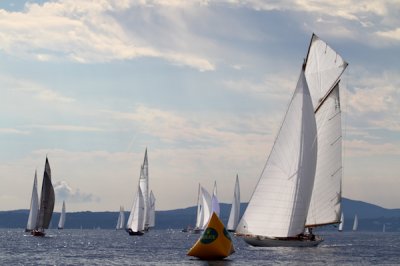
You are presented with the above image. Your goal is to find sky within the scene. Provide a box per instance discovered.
[0,0,399,212]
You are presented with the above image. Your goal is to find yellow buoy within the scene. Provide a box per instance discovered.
[187,212,235,260]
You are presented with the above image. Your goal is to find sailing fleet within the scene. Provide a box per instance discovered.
[22,33,356,257]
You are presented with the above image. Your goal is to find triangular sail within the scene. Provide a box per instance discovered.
[116,207,122,229]
[305,34,348,227]
[211,181,220,217]
[128,186,145,232]
[352,215,358,231]
[236,69,318,238]
[149,191,155,228]
[58,201,66,229]
[338,212,344,231]
[195,184,203,229]
[26,171,39,231]
[227,175,240,231]
[200,187,212,229]
[36,157,55,230]
[139,149,150,229]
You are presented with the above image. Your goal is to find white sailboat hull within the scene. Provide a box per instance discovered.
[242,235,323,247]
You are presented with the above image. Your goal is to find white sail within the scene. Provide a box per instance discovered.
[211,181,220,217]
[149,191,155,228]
[195,184,203,229]
[236,69,318,238]
[26,171,39,231]
[139,149,150,229]
[116,206,122,230]
[352,214,358,231]
[338,212,344,232]
[200,187,212,229]
[58,201,66,229]
[227,174,240,231]
[128,186,145,233]
[305,34,348,227]
[116,206,125,230]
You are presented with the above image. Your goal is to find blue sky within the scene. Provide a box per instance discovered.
[0,0,399,212]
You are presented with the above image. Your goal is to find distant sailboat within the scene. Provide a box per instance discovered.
[236,34,347,247]
[127,186,145,235]
[353,215,358,231]
[140,149,150,231]
[116,206,125,230]
[227,175,240,232]
[149,191,156,228]
[26,170,39,232]
[32,157,55,237]
[58,201,66,230]
[338,212,344,232]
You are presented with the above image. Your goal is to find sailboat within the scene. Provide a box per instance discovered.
[338,212,344,232]
[353,214,358,231]
[26,170,39,232]
[236,34,347,247]
[115,206,125,230]
[149,191,156,228]
[227,174,240,232]
[382,224,386,233]
[127,186,145,235]
[140,148,150,231]
[32,157,55,237]
[58,201,66,230]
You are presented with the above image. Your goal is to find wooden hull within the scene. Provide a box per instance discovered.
[242,235,323,247]
[31,230,46,237]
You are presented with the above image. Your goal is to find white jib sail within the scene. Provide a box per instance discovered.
[236,69,318,238]
[338,212,344,231]
[200,187,212,229]
[116,206,122,229]
[353,215,358,231]
[211,181,220,217]
[58,201,66,229]
[26,171,39,231]
[195,184,203,229]
[305,34,348,227]
[128,186,145,232]
[149,191,155,228]
[227,174,240,231]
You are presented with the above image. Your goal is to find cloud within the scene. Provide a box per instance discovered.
[54,180,100,203]
[0,128,30,135]
[29,124,104,132]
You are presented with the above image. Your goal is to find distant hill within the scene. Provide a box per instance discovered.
[1,198,399,231]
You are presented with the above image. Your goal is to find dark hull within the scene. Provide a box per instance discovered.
[31,230,46,237]
[128,229,144,236]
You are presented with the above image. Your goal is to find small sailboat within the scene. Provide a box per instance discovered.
[338,212,344,232]
[115,206,125,230]
[58,201,66,230]
[32,157,55,237]
[353,214,358,231]
[140,149,150,231]
[382,224,386,233]
[127,186,145,235]
[187,212,235,260]
[149,191,156,228]
[236,34,347,247]
[227,174,240,232]
[26,170,39,232]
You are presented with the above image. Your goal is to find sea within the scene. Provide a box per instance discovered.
[1,229,399,265]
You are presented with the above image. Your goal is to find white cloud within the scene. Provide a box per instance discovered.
[29,124,104,132]
[54,180,100,203]
[0,128,30,135]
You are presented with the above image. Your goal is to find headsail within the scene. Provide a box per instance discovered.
[305,34,348,227]
[200,187,212,230]
[26,171,39,231]
[227,174,240,231]
[236,69,318,238]
[149,191,156,228]
[36,157,55,230]
[211,181,220,217]
[195,184,203,229]
[128,186,145,233]
[58,201,66,229]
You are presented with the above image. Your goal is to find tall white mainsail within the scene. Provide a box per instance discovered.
[305,34,348,227]
[26,171,39,231]
[227,174,240,231]
[149,191,155,228]
[139,149,150,229]
[58,201,66,229]
[236,69,318,238]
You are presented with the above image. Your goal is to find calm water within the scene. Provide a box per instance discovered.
[1,229,399,265]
